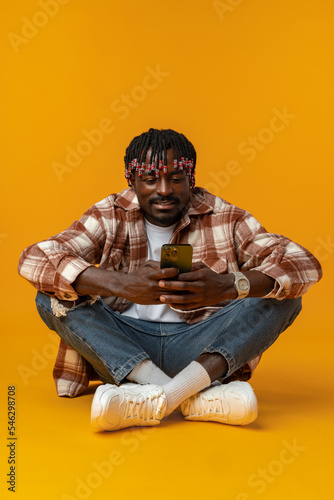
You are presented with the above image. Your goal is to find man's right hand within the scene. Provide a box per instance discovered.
[117,260,181,304]
[73,260,180,304]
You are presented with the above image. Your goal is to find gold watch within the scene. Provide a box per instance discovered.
[232,271,250,299]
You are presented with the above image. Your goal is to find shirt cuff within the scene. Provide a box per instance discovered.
[54,257,95,300]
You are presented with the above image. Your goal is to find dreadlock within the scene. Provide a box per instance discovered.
[124,128,197,188]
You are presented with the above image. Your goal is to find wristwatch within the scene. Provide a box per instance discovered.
[231,271,250,299]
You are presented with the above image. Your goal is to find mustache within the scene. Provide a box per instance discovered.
[149,196,179,205]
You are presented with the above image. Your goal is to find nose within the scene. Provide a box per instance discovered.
[156,176,173,197]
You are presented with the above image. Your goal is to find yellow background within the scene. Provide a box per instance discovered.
[1,0,333,498]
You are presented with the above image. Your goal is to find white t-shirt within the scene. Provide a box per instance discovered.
[121,219,184,322]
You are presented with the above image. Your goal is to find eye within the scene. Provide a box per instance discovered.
[142,177,156,184]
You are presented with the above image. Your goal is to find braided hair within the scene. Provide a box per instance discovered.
[124,128,196,188]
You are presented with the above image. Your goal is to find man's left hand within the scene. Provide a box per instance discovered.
[158,262,237,310]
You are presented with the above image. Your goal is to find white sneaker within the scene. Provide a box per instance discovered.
[181,381,258,425]
[91,383,167,432]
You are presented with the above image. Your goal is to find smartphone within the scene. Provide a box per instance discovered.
[160,244,193,273]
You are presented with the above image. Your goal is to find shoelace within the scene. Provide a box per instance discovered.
[188,392,229,417]
[123,392,160,422]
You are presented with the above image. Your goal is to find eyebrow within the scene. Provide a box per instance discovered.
[140,172,155,179]
[141,171,187,179]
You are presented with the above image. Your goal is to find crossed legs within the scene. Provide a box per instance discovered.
[36,292,302,431]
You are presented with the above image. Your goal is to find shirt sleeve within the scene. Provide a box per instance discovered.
[234,212,323,299]
[18,203,112,301]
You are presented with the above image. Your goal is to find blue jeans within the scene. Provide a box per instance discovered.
[36,292,302,385]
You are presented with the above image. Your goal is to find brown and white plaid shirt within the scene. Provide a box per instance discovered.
[18,187,322,397]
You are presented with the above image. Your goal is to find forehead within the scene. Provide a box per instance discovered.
[140,148,188,177]
[126,146,195,188]
[140,164,187,178]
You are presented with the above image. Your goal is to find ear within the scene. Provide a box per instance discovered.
[129,173,135,188]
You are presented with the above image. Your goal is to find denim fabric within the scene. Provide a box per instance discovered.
[36,291,302,385]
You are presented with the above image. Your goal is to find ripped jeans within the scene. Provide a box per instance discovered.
[36,292,302,385]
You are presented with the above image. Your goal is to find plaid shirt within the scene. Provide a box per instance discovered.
[18,187,322,397]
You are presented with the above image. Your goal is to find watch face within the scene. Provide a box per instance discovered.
[239,279,249,291]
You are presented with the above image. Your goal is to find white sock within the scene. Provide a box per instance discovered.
[162,361,211,416]
[127,360,171,385]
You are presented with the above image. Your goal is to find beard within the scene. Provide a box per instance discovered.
[147,212,181,226]
[147,197,188,226]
